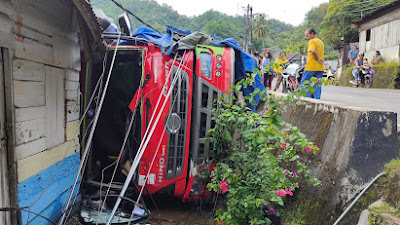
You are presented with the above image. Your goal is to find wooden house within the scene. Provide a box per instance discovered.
[352,0,400,62]
[0,0,102,224]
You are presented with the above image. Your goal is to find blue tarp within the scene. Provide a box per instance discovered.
[125,26,265,110]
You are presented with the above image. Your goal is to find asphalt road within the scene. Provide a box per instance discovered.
[270,78,400,125]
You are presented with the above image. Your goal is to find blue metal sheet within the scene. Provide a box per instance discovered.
[17,153,81,225]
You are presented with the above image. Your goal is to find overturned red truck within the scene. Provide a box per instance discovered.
[88,24,263,202]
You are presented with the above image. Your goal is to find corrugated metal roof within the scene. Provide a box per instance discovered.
[72,0,105,61]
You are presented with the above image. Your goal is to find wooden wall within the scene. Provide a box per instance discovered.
[0,0,82,224]
[358,12,400,62]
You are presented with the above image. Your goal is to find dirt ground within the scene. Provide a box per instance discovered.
[147,196,214,225]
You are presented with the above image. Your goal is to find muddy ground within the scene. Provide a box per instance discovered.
[66,196,214,225]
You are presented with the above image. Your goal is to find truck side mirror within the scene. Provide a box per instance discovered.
[118,13,132,36]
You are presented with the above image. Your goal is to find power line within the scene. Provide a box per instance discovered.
[110,0,161,33]
[0,207,56,225]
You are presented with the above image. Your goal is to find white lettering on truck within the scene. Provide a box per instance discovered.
[158,145,166,183]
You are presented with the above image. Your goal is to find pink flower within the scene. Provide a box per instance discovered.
[293,172,297,177]
[317,79,321,82]
[305,146,313,152]
[279,146,283,150]
[277,190,286,197]
[219,180,229,194]
[220,180,229,188]
[285,189,293,196]
[284,169,289,173]
[284,132,288,136]
[269,207,276,214]
[221,186,229,194]
[281,143,287,147]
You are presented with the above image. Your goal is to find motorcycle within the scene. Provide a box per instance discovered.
[281,62,304,93]
[350,65,374,88]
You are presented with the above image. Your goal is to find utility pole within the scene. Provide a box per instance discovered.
[245,4,249,52]
[341,0,344,44]
[244,4,253,53]
[250,5,253,53]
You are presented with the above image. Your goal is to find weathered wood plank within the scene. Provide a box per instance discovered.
[17,153,80,224]
[15,106,46,122]
[13,59,45,81]
[66,70,80,82]
[14,0,77,42]
[66,101,79,122]
[0,37,11,225]
[66,120,79,141]
[14,38,53,65]
[17,138,79,183]
[15,24,53,46]
[66,81,79,91]
[45,66,65,148]
[13,80,45,107]
[14,118,46,146]
[66,90,78,101]
[0,11,14,49]
[53,35,81,70]
[15,137,47,161]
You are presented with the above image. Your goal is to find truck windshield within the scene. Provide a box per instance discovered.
[91,49,142,182]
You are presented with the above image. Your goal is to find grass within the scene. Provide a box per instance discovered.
[337,62,400,89]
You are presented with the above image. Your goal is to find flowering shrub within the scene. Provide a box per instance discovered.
[207,76,322,225]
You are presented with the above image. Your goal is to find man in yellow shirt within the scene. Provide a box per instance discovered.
[302,28,324,99]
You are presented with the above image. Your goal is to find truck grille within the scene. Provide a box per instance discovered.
[166,67,188,180]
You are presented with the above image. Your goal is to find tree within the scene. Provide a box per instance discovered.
[252,14,269,49]
[320,0,395,47]
[205,20,234,40]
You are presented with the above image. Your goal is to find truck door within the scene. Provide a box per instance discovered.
[190,46,235,167]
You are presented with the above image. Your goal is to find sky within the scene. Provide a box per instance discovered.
[154,0,328,26]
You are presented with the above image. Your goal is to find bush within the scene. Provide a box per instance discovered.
[337,63,400,89]
[207,77,321,225]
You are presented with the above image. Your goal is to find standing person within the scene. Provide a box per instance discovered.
[302,28,324,99]
[348,45,359,65]
[273,51,289,91]
[302,57,307,66]
[262,52,274,90]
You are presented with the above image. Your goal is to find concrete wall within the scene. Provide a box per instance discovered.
[0,0,81,224]
[279,96,399,224]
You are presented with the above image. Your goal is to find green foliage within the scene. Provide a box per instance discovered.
[279,4,328,54]
[320,0,395,47]
[91,0,293,50]
[206,77,327,225]
[205,20,234,40]
[337,63,400,89]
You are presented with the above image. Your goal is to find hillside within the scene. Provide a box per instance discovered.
[91,0,294,50]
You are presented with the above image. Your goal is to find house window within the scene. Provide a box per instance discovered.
[366,29,371,42]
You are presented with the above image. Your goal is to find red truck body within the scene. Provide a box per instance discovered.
[99,41,235,201]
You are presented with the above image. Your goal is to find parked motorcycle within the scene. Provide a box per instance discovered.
[350,66,373,88]
[281,63,304,93]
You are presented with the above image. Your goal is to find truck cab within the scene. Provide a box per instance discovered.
[89,35,235,201]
